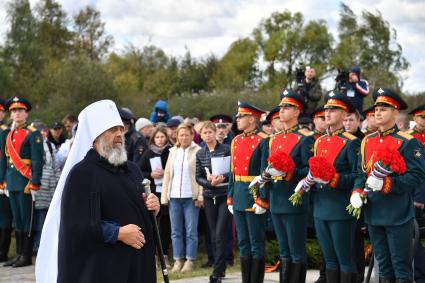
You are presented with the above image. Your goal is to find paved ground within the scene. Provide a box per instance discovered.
[0,265,321,283]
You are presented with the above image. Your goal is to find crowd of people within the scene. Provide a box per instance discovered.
[0,65,423,283]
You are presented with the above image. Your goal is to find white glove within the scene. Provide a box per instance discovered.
[30,190,37,201]
[253,204,267,214]
[366,175,383,192]
[265,167,286,177]
[249,175,266,189]
[311,176,329,184]
[350,192,365,209]
[294,178,311,193]
[4,188,9,198]
[0,189,4,196]
[228,205,234,215]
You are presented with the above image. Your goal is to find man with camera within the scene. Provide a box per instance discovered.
[345,66,369,114]
[295,66,323,116]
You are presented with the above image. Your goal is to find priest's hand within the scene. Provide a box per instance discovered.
[118,224,146,249]
[145,194,160,215]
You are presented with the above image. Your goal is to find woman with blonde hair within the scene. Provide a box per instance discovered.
[162,123,202,273]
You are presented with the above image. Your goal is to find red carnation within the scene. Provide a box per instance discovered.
[374,148,406,174]
[268,150,295,174]
[308,156,336,182]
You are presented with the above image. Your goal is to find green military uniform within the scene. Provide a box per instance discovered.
[353,89,425,281]
[0,97,12,262]
[260,91,315,282]
[0,97,43,268]
[312,93,360,281]
[228,102,268,283]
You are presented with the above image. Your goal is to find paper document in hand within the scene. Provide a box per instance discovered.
[211,156,230,175]
[149,157,163,186]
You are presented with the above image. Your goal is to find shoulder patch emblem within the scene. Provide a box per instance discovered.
[36,137,42,143]
[414,149,422,159]
[342,132,357,140]
[397,131,413,140]
[299,128,314,136]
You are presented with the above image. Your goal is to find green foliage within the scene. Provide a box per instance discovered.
[0,1,418,124]
[331,3,409,91]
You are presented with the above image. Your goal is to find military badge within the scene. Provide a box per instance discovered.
[414,149,422,159]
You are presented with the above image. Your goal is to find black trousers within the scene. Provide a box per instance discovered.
[204,195,231,277]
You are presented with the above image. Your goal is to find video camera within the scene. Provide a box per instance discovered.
[295,63,306,88]
[335,68,349,92]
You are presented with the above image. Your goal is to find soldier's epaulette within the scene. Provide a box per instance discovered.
[407,129,415,135]
[342,132,357,140]
[0,125,7,131]
[298,128,314,136]
[257,132,268,139]
[397,131,413,140]
[27,125,37,132]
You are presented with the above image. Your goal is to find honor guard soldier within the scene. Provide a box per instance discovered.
[311,92,360,282]
[409,104,425,282]
[0,98,12,262]
[227,102,268,283]
[262,90,315,282]
[312,106,326,140]
[363,106,377,135]
[265,106,282,134]
[0,97,43,267]
[351,89,425,282]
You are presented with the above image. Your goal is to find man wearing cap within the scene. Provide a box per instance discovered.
[0,98,12,263]
[47,122,66,150]
[351,89,425,282]
[227,101,268,283]
[307,92,360,282]
[119,108,147,164]
[210,114,234,145]
[264,106,282,134]
[408,104,425,283]
[135,118,154,140]
[312,106,326,140]
[36,100,160,283]
[166,118,181,145]
[0,97,43,267]
[259,90,315,282]
[346,66,369,114]
[363,106,377,135]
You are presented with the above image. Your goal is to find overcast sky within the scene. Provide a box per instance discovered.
[0,0,424,93]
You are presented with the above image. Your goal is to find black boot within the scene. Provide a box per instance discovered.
[12,232,33,267]
[3,230,21,267]
[340,272,355,283]
[240,256,252,283]
[250,257,265,283]
[0,228,12,262]
[289,263,306,283]
[209,275,222,283]
[315,256,327,283]
[279,258,291,282]
[325,269,339,283]
[379,278,395,283]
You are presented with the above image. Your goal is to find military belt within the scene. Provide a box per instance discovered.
[234,175,255,182]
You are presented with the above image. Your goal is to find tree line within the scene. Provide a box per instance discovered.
[0,0,422,122]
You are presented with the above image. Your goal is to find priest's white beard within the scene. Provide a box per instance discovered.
[97,136,127,166]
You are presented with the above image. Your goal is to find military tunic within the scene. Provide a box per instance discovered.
[0,125,43,231]
[227,130,268,258]
[261,126,314,263]
[0,124,12,229]
[354,127,425,280]
[312,128,360,273]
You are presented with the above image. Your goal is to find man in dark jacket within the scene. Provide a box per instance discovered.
[345,66,369,114]
[58,115,160,283]
[119,108,147,164]
[150,100,171,123]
